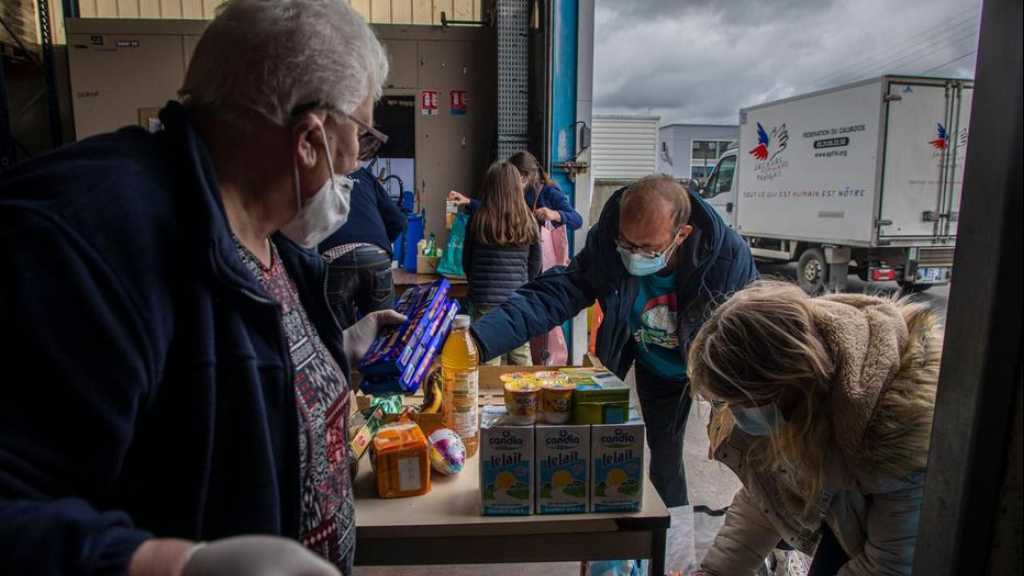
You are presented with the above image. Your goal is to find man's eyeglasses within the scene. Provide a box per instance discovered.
[614,226,682,259]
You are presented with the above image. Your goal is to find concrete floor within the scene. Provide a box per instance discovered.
[355,268,951,576]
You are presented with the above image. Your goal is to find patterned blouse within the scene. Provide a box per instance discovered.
[235,238,355,574]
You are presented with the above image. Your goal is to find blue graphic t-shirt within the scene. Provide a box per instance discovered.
[629,271,686,381]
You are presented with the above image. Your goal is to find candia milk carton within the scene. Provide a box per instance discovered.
[590,417,644,513]
[480,406,534,515]
[536,424,589,514]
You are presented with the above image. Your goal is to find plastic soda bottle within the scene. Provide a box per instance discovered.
[425,233,437,257]
[441,315,479,457]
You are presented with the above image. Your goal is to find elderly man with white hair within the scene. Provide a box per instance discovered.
[0,1,398,575]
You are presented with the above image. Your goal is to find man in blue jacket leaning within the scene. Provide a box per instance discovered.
[470,174,758,506]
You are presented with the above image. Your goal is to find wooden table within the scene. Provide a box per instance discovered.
[392,268,469,299]
[353,453,670,574]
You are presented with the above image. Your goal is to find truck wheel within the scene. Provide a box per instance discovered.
[898,282,932,294]
[797,247,828,294]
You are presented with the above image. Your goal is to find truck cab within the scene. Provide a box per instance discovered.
[699,148,739,229]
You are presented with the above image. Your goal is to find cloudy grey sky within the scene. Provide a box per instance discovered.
[593,0,983,125]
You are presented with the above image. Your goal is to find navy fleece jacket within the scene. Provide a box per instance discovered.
[0,102,346,574]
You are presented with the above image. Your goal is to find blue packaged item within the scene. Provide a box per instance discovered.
[360,279,450,372]
[359,280,457,395]
[369,299,458,396]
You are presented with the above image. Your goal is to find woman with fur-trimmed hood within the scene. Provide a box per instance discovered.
[689,281,940,576]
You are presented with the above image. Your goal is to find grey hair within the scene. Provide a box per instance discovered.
[180,0,388,126]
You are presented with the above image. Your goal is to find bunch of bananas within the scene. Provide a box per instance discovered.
[420,367,444,414]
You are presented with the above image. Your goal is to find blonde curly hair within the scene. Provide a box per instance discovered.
[688,280,941,511]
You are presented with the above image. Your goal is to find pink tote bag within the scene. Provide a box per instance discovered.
[530,220,570,365]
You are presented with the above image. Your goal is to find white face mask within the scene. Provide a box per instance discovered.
[281,123,353,249]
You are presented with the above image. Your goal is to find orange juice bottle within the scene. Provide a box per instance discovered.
[441,315,479,457]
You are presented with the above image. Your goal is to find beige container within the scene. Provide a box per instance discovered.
[417,254,440,274]
[503,380,541,425]
[540,382,575,424]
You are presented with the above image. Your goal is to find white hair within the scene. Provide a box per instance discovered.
[180,0,388,126]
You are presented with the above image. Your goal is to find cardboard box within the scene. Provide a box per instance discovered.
[536,424,589,514]
[371,422,431,498]
[479,406,534,516]
[573,371,630,425]
[416,253,440,274]
[590,416,645,513]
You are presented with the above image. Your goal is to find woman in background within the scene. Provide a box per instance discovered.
[320,165,407,328]
[461,161,540,366]
[448,150,583,231]
[689,281,940,576]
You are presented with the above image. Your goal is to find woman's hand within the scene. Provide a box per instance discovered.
[342,309,407,367]
[534,207,561,223]
[184,536,340,576]
[447,190,471,207]
[130,536,341,576]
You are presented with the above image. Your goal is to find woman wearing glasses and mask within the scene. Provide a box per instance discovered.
[689,281,940,576]
[0,1,401,575]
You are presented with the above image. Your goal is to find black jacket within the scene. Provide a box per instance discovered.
[0,102,346,574]
[470,187,759,378]
[319,166,407,256]
[462,222,541,310]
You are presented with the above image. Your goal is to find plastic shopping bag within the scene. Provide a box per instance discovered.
[436,212,468,278]
[540,219,570,267]
[530,221,570,365]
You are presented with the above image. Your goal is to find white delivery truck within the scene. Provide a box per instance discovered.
[700,76,972,293]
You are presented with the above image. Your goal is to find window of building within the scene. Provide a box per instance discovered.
[690,165,713,180]
[689,138,735,181]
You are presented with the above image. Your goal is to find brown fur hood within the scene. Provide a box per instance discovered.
[810,293,942,479]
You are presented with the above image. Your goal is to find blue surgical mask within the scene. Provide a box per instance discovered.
[616,227,684,277]
[730,403,783,436]
[617,245,669,276]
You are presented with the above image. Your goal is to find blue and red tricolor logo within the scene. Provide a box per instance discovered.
[750,122,771,160]
[749,122,788,161]
[929,123,948,150]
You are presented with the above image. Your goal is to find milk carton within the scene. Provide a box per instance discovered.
[536,424,589,514]
[480,406,534,515]
[590,417,645,513]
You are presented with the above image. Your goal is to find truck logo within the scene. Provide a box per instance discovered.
[751,122,790,181]
[929,123,948,150]
[750,122,789,161]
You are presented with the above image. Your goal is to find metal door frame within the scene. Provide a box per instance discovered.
[913,0,1022,572]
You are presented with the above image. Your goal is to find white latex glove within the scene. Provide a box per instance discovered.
[342,309,407,367]
[183,536,339,576]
